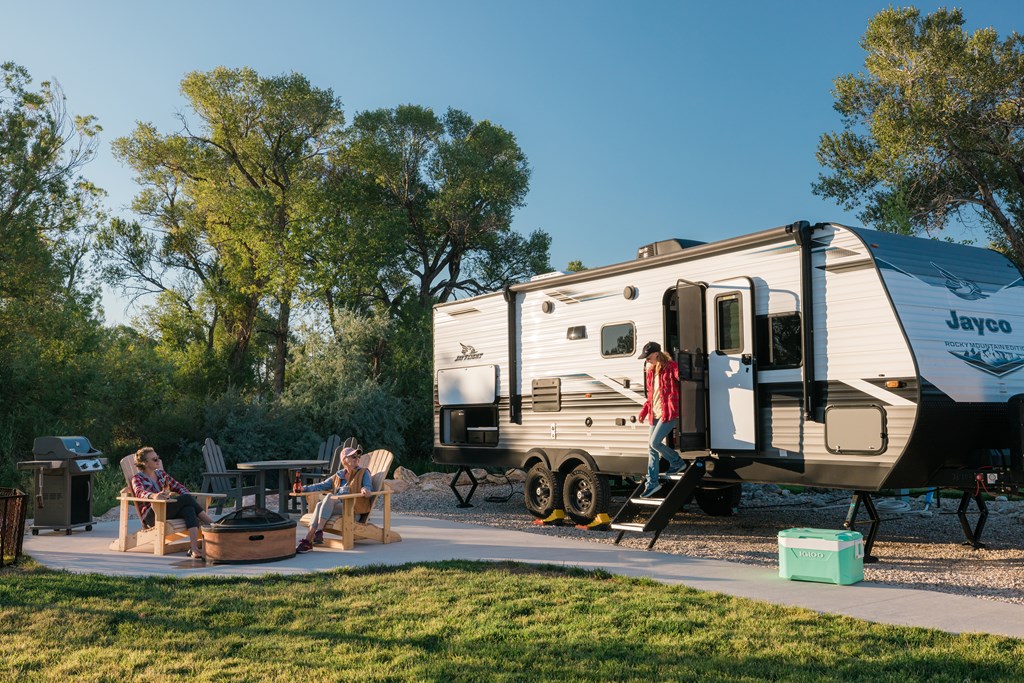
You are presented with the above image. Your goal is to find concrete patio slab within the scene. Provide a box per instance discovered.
[20,514,1024,639]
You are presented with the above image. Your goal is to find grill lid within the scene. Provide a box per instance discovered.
[32,436,102,459]
[209,506,295,530]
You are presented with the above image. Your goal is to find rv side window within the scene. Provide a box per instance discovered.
[601,322,635,357]
[715,294,742,353]
[756,312,802,369]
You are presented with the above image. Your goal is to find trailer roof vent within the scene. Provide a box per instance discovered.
[636,238,705,260]
[530,270,566,282]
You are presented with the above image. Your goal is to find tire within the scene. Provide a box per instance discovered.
[524,464,564,518]
[694,483,742,517]
[562,466,611,526]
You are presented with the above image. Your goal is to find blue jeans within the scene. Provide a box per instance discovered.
[647,418,685,485]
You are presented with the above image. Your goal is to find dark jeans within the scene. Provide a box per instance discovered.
[143,492,204,530]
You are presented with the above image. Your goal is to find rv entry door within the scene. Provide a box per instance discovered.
[706,277,757,450]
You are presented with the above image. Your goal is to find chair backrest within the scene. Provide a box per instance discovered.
[202,438,230,495]
[317,434,341,462]
[119,454,152,528]
[325,436,362,473]
[360,449,394,514]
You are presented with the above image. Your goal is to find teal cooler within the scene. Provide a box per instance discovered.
[778,528,864,585]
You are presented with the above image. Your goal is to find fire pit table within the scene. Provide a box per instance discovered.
[201,507,297,564]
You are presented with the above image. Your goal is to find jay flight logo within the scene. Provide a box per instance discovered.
[455,343,483,362]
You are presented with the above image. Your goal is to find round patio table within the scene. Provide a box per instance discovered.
[237,460,327,515]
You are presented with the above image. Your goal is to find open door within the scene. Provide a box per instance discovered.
[674,281,708,451]
[706,277,757,450]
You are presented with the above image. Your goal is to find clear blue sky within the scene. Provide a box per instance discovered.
[3,1,1019,323]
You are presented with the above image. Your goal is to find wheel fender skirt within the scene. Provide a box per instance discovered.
[533,509,566,525]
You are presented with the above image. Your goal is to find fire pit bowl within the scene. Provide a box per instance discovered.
[202,507,296,564]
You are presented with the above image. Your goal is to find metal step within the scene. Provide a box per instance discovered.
[610,523,646,532]
[630,497,664,506]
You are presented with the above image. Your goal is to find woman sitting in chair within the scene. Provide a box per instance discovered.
[131,446,215,560]
[295,446,372,553]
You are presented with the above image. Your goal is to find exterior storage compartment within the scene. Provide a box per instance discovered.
[778,528,864,585]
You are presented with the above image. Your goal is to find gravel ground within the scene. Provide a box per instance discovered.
[390,480,1024,606]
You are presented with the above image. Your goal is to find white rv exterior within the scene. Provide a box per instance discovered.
[433,221,1024,523]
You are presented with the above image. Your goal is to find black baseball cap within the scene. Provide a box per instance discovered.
[639,341,661,358]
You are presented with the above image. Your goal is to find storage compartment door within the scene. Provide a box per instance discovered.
[706,277,757,450]
[437,365,499,406]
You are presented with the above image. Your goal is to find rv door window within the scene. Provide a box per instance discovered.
[715,294,742,353]
[756,312,802,369]
[601,322,635,357]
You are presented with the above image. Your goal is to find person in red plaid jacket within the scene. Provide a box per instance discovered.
[637,341,687,498]
[131,446,215,560]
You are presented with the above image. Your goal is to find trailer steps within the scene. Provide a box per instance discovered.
[610,459,707,550]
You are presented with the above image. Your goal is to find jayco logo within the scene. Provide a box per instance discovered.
[454,343,483,362]
[797,551,825,559]
[946,310,1012,335]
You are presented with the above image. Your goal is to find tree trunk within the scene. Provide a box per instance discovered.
[226,296,260,384]
[273,295,291,395]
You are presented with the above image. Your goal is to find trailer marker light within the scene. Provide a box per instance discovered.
[885,380,905,389]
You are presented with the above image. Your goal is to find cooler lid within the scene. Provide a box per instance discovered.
[777,527,863,542]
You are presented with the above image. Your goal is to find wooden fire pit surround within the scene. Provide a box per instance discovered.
[201,507,297,564]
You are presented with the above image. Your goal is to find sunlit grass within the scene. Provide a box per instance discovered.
[1,559,1021,682]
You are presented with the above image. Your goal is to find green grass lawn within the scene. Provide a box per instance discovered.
[1,559,1021,682]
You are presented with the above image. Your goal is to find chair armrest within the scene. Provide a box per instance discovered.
[117,494,169,505]
[117,493,226,503]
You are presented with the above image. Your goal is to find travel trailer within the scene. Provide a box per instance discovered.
[432,221,1024,551]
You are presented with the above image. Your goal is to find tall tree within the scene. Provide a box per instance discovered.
[0,63,109,483]
[103,67,346,393]
[0,62,101,301]
[340,105,547,308]
[813,8,1024,263]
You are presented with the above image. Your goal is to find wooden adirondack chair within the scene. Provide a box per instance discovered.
[109,455,224,556]
[200,438,268,514]
[292,448,400,550]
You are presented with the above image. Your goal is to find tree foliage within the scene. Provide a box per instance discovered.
[813,8,1024,262]
[101,67,347,393]
[4,64,547,489]
[340,105,545,307]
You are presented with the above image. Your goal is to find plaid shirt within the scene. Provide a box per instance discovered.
[131,470,189,520]
[638,360,680,424]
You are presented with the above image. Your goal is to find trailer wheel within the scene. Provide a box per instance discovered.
[524,464,564,518]
[562,466,611,526]
[694,484,742,517]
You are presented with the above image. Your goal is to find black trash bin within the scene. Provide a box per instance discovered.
[0,488,28,567]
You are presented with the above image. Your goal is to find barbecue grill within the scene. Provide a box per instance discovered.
[18,436,106,535]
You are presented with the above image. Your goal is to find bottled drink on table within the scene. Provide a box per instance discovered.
[293,470,302,494]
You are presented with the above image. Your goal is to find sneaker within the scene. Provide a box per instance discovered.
[296,539,313,553]
[313,530,324,545]
[640,483,662,498]
[666,462,687,476]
